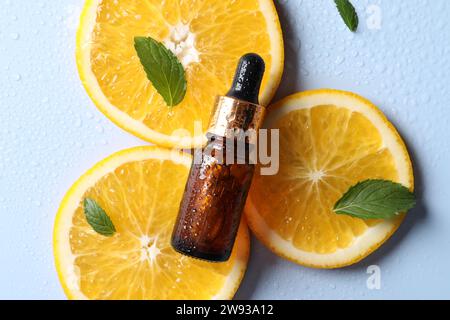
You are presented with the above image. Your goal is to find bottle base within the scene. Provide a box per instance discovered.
[171,241,231,263]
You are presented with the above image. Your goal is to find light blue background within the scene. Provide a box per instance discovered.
[0,0,448,299]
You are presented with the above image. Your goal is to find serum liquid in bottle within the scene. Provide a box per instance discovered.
[171,53,266,262]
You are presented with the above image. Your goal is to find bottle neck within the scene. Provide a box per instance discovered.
[203,134,256,165]
[207,96,265,138]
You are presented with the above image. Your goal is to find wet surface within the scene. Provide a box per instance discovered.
[0,0,449,299]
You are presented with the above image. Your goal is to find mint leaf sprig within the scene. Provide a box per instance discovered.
[83,198,116,237]
[334,0,359,32]
[134,36,187,107]
[333,179,416,220]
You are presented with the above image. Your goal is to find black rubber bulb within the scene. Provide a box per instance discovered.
[226,53,265,104]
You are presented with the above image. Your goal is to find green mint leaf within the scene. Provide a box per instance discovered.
[83,198,116,237]
[134,36,187,107]
[334,0,359,32]
[333,179,416,220]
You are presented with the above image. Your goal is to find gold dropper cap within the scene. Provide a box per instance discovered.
[207,96,265,137]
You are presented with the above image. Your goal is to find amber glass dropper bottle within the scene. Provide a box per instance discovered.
[171,53,266,262]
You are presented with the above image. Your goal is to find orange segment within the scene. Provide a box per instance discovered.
[54,147,249,299]
[246,90,414,268]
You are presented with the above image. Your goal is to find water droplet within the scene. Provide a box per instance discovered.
[74,117,82,128]
[335,56,345,65]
